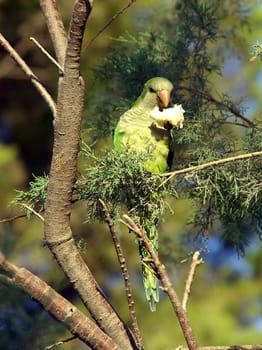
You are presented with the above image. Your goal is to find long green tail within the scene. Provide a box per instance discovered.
[139,219,159,311]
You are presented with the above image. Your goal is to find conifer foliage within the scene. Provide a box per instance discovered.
[82,0,262,251]
[13,0,262,252]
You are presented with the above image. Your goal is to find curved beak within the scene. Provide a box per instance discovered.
[157,90,171,110]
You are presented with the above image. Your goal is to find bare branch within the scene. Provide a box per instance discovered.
[45,336,76,350]
[121,215,198,350]
[0,38,32,79]
[0,213,26,223]
[0,251,120,350]
[20,204,45,222]
[182,252,203,310]
[0,33,56,117]
[84,0,137,51]
[207,95,255,128]
[43,1,136,348]
[99,200,144,350]
[179,86,256,127]
[39,0,67,67]
[30,37,63,72]
[218,120,251,128]
[160,150,262,183]
[171,345,262,350]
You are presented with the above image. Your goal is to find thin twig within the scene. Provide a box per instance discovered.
[120,215,198,350]
[99,200,144,350]
[39,0,67,67]
[0,33,56,118]
[30,37,64,73]
[160,150,262,184]
[182,252,203,310]
[170,345,262,350]
[20,204,45,222]
[179,85,256,127]
[0,213,26,223]
[84,0,136,51]
[207,96,255,127]
[218,120,250,128]
[45,336,76,350]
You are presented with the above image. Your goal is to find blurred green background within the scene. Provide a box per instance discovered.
[1,1,262,349]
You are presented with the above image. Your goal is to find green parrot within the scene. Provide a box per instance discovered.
[114,77,175,311]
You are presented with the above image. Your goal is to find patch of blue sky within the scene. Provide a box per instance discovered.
[222,57,242,77]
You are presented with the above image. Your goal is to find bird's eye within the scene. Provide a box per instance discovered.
[149,87,155,93]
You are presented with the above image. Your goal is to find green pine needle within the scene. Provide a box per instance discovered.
[76,144,166,223]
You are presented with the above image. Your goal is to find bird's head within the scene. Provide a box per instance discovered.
[135,77,174,111]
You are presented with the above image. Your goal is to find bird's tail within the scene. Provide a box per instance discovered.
[139,221,159,312]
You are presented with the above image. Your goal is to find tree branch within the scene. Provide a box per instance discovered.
[39,0,67,67]
[0,213,26,223]
[0,37,33,79]
[43,1,136,348]
[30,36,63,72]
[20,203,45,222]
[179,86,256,127]
[120,215,198,350]
[45,336,76,350]
[84,0,137,51]
[0,33,57,117]
[171,345,262,350]
[99,200,144,350]
[218,120,251,128]
[182,252,203,310]
[160,151,262,183]
[0,251,120,350]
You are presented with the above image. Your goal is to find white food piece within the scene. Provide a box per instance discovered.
[150,104,185,129]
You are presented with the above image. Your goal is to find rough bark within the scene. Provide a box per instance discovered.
[43,1,136,348]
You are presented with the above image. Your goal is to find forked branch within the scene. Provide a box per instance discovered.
[0,251,119,350]
[43,1,136,348]
[120,215,198,350]
[0,33,56,117]
[99,200,143,350]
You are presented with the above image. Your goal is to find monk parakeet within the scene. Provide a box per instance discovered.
[114,77,184,311]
